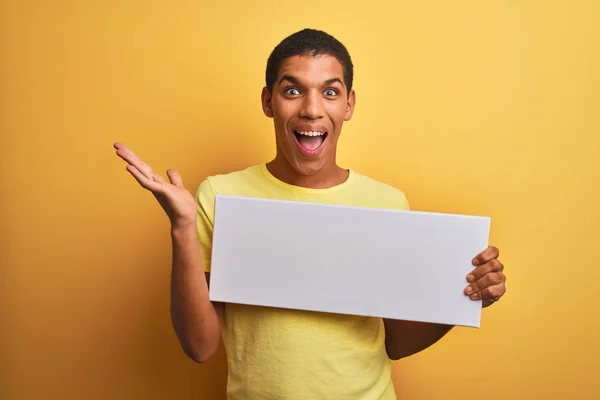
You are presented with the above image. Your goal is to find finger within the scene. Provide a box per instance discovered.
[152,172,167,184]
[467,258,504,283]
[472,246,499,266]
[115,146,154,180]
[114,144,168,185]
[465,273,506,300]
[126,165,163,192]
[477,284,506,302]
[166,169,183,187]
[465,270,505,296]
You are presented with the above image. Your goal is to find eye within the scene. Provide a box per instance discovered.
[285,87,301,95]
[324,88,338,96]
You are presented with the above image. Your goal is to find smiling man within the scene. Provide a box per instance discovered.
[262,35,356,188]
[115,29,506,399]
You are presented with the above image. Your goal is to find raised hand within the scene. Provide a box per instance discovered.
[114,143,196,229]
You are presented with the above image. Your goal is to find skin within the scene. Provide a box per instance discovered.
[113,143,223,362]
[261,55,355,189]
[114,54,507,363]
[384,246,506,360]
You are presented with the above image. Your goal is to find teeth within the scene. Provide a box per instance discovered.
[296,131,325,137]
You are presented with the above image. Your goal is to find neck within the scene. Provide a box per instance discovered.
[266,155,349,189]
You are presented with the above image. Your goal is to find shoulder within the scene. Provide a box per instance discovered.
[206,164,263,187]
[350,170,410,210]
[196,164,263,202]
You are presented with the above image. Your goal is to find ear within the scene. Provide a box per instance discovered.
[261,86,273,118]
[344,89,356,121]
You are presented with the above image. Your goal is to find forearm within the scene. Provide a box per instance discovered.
[169,223,222,363]
[383,319,454,360]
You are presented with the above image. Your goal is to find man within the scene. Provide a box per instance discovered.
[114,28,506,399]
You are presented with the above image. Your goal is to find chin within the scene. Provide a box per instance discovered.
[291,157,327,176]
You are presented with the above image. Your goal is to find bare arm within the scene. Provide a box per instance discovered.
[384,246,507,360]
[114,143,223,363]
[383,319,453,360]
[170,224,224,363]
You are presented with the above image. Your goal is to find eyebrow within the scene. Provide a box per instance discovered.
[279,75,299,85]
[325,78,344,87]
[278,75,345,87]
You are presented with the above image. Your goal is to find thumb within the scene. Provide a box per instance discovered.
[166,169,184,187]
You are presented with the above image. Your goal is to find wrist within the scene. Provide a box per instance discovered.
[170,219,197,235]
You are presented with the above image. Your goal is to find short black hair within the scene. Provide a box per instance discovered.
[265,28,354,95]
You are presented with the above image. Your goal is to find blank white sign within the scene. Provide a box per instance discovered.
[209,195,490,327]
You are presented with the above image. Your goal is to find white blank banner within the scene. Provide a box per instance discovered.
[209,195,490,327]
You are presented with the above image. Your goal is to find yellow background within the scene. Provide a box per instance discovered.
[2,1,599,399]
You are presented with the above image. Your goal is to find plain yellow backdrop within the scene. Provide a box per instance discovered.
[2,1,599,399]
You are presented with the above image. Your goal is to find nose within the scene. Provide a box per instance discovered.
[299,90,324,120]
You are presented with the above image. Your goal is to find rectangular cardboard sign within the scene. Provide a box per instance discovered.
[209,195,490,327]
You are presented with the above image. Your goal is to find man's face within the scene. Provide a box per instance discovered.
[262,55,356,176]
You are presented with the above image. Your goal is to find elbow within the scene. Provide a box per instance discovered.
[183,343,218,364]
[385,340,410,361]
[386,349,405,361]
[178,334,220,363]
[172,321,222,363]
[189,352,212,364]
[385,340,400,361]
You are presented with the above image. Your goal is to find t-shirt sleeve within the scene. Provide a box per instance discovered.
[196,178,216,273]
[402,193,410,211]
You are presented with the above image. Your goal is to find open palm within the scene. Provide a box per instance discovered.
[114,143,196,229]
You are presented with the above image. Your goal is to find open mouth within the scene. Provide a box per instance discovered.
[293,130,328,154]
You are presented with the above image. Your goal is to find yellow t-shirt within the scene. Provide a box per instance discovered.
[196,164,410,400]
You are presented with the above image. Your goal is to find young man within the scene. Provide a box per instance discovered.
[114,29,506,399]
